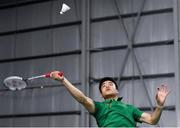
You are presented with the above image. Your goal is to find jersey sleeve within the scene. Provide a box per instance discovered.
[132,106,143,123]
[90,101,99,116]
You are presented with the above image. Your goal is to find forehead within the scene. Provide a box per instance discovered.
[101,80,115,86]
[102,80,114,85]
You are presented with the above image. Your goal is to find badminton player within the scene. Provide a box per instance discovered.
[50,71,170,127]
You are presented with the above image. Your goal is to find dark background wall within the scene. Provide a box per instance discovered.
[0,0,179,127]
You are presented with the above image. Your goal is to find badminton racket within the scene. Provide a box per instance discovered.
[3,71,63,91]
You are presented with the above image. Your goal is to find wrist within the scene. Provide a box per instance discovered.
[60,77,65,83]
[156,104,164,109]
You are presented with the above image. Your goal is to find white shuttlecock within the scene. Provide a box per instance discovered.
[60,3,70,14]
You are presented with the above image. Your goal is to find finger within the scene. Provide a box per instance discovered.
[50,72,55,77]
[162,85,169,93]
[158,86,163,92]
[159,84,167,92]
[164,85,168,93]
[54,78,59,81]
[166,89,172,96]
[50,71,59,77]
[161,84,165,92]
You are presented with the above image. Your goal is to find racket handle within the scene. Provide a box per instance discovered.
[44,71,64,78]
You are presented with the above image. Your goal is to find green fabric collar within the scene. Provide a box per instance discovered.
[104,97,123,103]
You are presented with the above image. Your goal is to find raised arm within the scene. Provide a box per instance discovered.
[140,84,170,125]
[50,71,95,113]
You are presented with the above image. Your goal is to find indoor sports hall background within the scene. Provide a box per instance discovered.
[0,0,179,127]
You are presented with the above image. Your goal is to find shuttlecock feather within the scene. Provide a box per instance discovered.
[60,3,70,14]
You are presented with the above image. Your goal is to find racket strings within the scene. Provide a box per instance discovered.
[3,77,27,91]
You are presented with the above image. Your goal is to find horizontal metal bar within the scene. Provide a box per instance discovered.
[90,40,174,53]
[0,39,172,63]
[90,73,175,83]
[0,8,172,36]
[0,21,81,36]
[139,105,175,111]
[0,111,80,119]
[0,0,52,10]
[119,73,174,81]
[0,106,174,119]
[133,39,174,48]
[0,50,81,63]
[91,8,173,23]
[89,45,127,52]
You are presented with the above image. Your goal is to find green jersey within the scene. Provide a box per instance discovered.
[92,98,143,127]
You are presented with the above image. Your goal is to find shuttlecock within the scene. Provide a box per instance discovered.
[60,3,70,14]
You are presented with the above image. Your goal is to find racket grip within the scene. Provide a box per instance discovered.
[45,71,64,77]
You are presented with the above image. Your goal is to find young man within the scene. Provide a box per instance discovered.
[50,71,170,127]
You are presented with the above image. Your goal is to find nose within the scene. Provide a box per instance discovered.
[104,84,111,88]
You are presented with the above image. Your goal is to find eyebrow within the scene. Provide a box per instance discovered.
[102,81,113,85]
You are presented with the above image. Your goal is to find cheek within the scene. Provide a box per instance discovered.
[113,86,116,89]
[101,88,106,93]
[112,86,118,93]
[112,85,116,90]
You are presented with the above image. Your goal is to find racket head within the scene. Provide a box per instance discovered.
[3,76,27,91]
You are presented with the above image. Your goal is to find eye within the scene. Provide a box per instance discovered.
[102,83,106,88]
[109,82,113,86]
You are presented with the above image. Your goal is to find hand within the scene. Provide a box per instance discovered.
[156,84,170,106]
[50,71,64,82]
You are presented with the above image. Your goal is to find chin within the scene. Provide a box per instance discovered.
[103,93,117,99]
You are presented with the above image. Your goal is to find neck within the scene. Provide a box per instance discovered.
[104,95,118,100]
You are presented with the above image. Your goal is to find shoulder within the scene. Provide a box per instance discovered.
[125,104,143,113]
[93,101,104,108]
[91,101,104,114]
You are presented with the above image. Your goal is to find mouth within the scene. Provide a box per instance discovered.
[106,88,111,91]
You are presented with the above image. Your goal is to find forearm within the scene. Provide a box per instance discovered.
[61,77,88,103]
[141,105,163,125]
[141,85,170,125]
[150,105,163,124]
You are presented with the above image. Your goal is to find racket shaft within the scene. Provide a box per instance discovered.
[27,72,63,80]
[27,75,46,80]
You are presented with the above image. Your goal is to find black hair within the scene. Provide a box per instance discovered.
[99,77,118,93]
